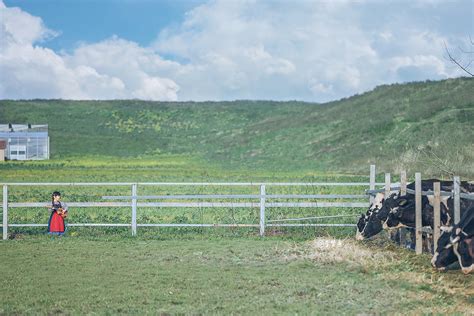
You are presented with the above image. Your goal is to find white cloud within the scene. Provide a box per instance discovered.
[0,2,57,47]
[0,0,469,102]
[153,0,465,101]
[65,37,180,100]
[0,2,179,100]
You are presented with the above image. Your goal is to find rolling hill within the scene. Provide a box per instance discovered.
[0,77,473,177]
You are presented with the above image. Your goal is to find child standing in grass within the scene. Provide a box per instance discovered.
[48,191,68,236]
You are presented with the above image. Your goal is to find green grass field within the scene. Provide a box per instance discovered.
[1,160,473,314]
[1,78,473,314]
[1,236,473,314]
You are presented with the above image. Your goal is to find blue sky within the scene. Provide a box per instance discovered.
[3,0,205,53]
[0,0,472,102]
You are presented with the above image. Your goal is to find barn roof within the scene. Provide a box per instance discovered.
[0,124,48,133]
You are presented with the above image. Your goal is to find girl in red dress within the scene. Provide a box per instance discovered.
[48,191,68,235]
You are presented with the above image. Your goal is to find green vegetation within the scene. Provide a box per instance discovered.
[1,78,473,314]
[1,237,473,314]
[1,77,473,177]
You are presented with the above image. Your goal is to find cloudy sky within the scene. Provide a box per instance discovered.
[0,0,472,102]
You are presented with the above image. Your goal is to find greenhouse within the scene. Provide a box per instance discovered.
[0,124,49,160]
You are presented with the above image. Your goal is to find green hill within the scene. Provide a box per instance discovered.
[0,77,473,177]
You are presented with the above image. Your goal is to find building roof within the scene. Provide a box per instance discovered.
[0,124,48,133]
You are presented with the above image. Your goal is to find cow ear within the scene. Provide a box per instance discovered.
[399,199,407,206]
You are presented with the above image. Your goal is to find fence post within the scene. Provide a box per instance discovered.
[384,173,392,241]
[260,184,265,237]
[369,165,376,204]
[453,176,461,225]
[384,173,391,197]
[131,183,137,236]
[400,171,407,196]
[399,171,407,247]
[433,182,441,251]
[415,173,422,255]
[3,185,7,240]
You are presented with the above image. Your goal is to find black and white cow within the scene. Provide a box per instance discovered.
[432,206,474,274]
[356,193,385,240]
[357,180,448,240]
[356,179,473,242]
[381,180,474,229]
[382,194,450,229]
[431,232,474,274]
[451,207,474,274]
[431,227,459,271]
[384,192,474,231]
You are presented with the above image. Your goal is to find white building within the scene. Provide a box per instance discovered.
[0,124,49,160]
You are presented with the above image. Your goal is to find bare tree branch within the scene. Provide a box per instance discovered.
[444,41,474,77]
[417,147,455,177]
[458,46,474,54]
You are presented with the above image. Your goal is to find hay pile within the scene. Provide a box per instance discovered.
[282,237,397,267]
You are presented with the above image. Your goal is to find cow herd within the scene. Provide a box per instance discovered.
[355,179,474,274]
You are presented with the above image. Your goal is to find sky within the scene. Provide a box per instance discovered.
[0,0,472,102]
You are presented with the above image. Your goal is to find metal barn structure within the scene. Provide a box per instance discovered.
[0,124,49,160]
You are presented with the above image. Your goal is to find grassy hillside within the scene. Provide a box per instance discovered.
[0,77,473,178]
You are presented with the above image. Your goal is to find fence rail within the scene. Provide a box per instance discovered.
[367,187,474,200]
[102,194,368,200]
[8,202,369,208]
[1,177,384,239]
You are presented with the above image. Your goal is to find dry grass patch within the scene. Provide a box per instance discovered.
[282,237,398,268]
[307,237,397,267]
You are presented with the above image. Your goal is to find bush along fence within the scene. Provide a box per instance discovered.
[0,171,396,240]
[366,167,474,255]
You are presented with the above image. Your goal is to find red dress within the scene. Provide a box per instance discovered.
[48,202,67,234]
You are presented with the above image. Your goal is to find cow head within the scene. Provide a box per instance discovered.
[431,226,457,271]
[376,193,399,223]
[372,193,385,210]
[448,207,474,274]
[356,213,368,240]
[357,207,384,239]
[451,206,474,243]
[356,193,385,240]
[382,195,413,229]
[454,237,474,274]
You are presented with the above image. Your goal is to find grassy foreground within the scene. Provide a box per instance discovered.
[1,236,473,314]
[1,158,472,314]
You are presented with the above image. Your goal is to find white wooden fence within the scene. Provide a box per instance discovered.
[5,164,470,245]
[1,167,395,240]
